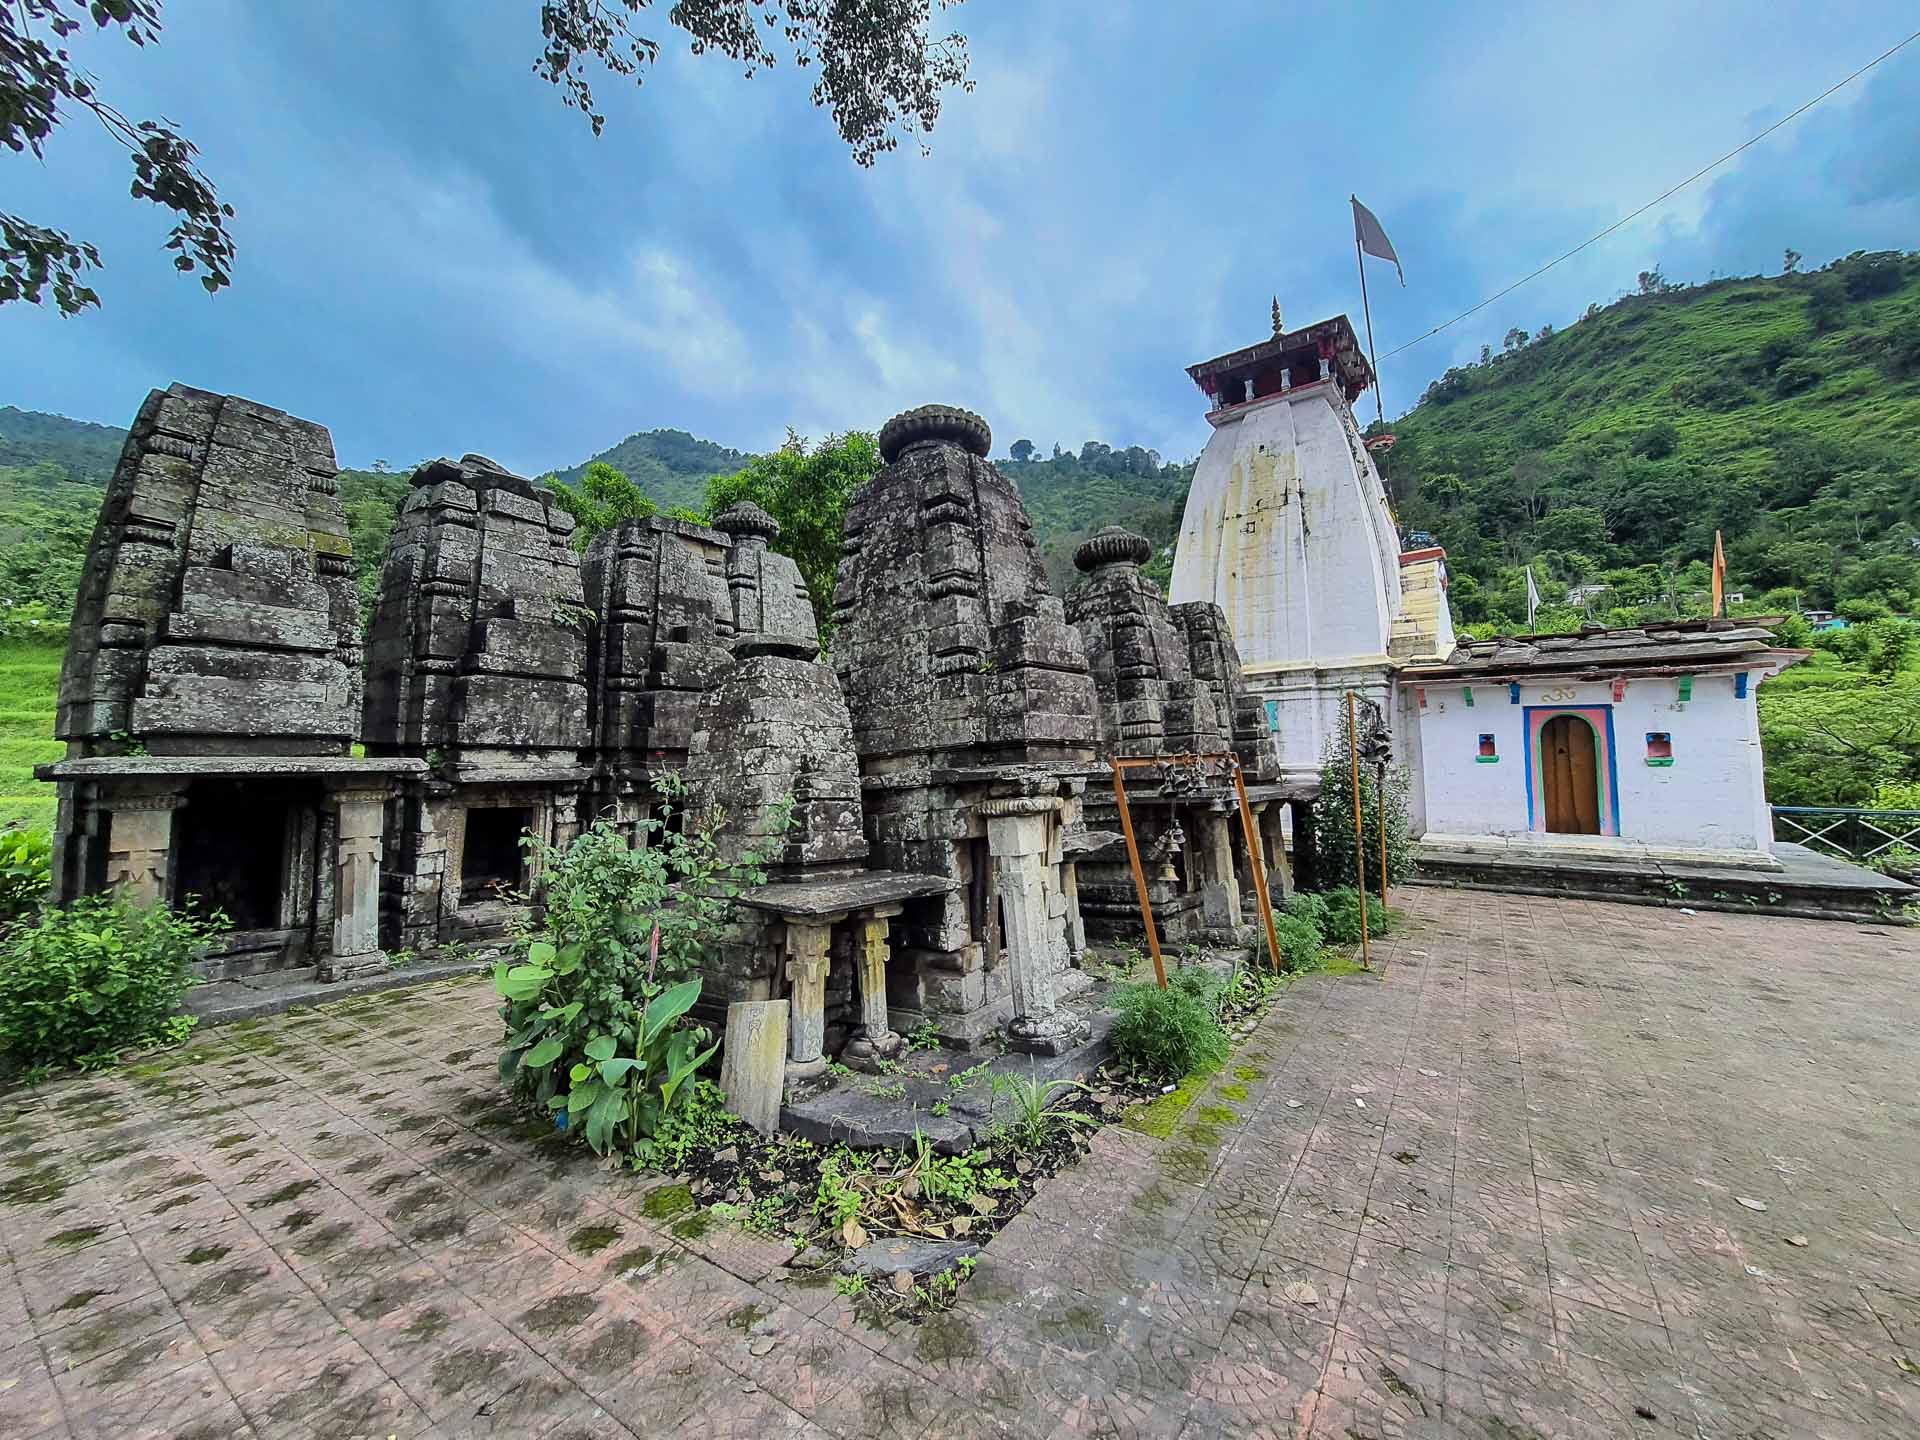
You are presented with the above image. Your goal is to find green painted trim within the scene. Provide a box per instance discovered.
[1475,755,1500,763]
[1463,686,1475,707]
[1676,675,1693,702]
[1644,757,1675,767]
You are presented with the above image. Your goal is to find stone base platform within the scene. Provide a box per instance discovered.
[183,953,495,1025]
[1412,835,1913,923]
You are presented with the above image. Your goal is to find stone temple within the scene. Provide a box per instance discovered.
[42,392,1298,1085]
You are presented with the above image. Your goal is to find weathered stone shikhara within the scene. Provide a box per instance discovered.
[41,392,1295,1086]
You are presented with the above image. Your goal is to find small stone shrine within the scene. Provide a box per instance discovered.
[360,454,592,950]
[684,502,947,1077]
[1065,527,1299,939]
[832,405,1101,1053]
[43,384,421,980]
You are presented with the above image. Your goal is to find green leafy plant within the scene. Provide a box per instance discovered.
[0,827,51,930]
[1109,967,1231,1082]
[988,1069,1096,1151]
[1280,891,1329,937]
[634,1076,738,1172]
[833,1271,868,1298]
[1310,704,1413,892]
[1269,914,1323,971]
[1317,887,1395,947]
[948,1062,990,1092]
[0,893,219,1076]
[496,793,782,1158]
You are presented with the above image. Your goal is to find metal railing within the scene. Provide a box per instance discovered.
[1771,807,1920,863]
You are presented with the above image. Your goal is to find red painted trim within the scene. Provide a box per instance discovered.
[1398,546,1446,564]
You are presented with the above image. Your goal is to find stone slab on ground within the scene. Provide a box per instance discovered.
[7,891,1918,1439]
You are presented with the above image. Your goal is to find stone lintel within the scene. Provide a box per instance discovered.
[38,756,429,782]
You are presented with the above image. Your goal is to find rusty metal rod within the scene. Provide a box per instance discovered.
[1232,762,1286,975]
[1111,762,1167,989]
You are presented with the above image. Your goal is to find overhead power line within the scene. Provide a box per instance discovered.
[1378,27,1920,362]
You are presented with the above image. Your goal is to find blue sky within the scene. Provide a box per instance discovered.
[3,2,1917,475]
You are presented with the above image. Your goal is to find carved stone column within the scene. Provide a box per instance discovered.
[321,784,389,982]
[982,796,1089,1055]
[783,916,837,1080]
[103,786,189,907]
[1256,800,1294,902]
[843,904,904,1071]
[1195,811,1242,929]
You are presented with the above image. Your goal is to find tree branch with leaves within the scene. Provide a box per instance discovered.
[1,0,234,314]
[533,0,971,163]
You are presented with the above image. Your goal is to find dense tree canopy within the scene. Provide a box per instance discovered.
[703,430,878,636]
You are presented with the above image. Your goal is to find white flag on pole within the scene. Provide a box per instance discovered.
[1525,567,1541,630]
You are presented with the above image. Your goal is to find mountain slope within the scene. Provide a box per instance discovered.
[548,429,750,513]
[1379,249,1920,627]
[0,407,126,482]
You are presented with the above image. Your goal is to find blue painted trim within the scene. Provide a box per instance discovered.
[1734,671,1749,699]
[1509,682,1520,704]
[1264,699,1279,732]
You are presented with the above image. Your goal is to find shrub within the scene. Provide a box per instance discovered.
[1280,890,1329,939]
[1310,702,1414,891]
[497,787,787,1159]
[0,827,51,930]
[1109,969,1231,1082]
[1270,914,1322,972]
[1319,887,1394,947]
[0,894,216,1076]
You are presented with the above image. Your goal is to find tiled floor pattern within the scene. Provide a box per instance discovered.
[2,888,1916,1437]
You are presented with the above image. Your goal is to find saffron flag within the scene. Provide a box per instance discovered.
[1712,530,1726,617]
[1525,565,1541,630]
[1351,196,1405,285]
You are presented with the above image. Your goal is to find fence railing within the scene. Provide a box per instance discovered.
[1771,807,1920,864]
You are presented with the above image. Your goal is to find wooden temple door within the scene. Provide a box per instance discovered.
[1540,715,1601,834]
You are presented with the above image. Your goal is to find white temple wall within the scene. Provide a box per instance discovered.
[1414,674,1773,855]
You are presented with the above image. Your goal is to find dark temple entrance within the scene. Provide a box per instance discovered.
[174,779,294,929]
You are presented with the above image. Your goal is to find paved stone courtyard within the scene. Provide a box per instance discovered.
[2,887,1916,1438]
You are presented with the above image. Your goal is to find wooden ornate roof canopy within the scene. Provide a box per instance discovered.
[1186,314,1374,407]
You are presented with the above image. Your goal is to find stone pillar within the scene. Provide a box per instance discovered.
[1060,862,1086,963]
[982,797,1089,1055]
[321,785,389,982]
[1196,811,1242,929]
[1257,801,1294,903]
[783,916,837,1080]
[102,786,188,906]
[843,905,904,1071]
[721,999,789,1134]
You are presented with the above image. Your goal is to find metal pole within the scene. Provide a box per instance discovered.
[1347,690,1370,968]
[1355,228,1385,429]
[1231,764,1286,976]
[1111,762,1167,989]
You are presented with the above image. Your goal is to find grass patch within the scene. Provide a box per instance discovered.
[1124,1060,1221,1139]
[0,641,61,832]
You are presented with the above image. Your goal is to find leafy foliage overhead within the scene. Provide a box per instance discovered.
[534,0,973,162]
[2,0,235,314]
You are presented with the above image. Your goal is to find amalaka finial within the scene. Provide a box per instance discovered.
[1271,296,1283,336]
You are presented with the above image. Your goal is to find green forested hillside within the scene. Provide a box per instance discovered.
[1002,443,1194,591]
[550,428,750,513]
[0,407,125,481]
[1381,250,1920,629]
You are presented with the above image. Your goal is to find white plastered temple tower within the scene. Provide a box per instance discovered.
[1169,312,1448,786]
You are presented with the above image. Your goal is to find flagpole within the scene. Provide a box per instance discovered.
[1353,210,1385,430]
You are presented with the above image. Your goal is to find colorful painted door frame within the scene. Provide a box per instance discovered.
[1521,704,1620,837]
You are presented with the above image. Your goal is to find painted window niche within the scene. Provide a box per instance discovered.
[1476,733,1499,763]
[1524,705,1620,837]
[1645,732,1674,767]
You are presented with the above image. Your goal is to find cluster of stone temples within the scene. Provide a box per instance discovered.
[42,387,1307,1066]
